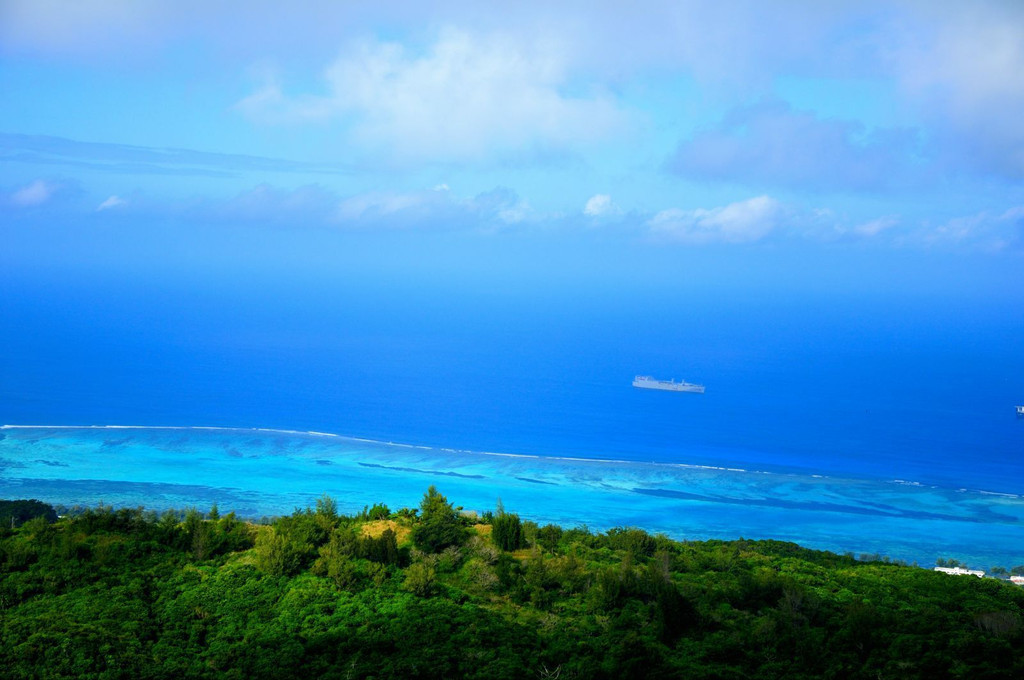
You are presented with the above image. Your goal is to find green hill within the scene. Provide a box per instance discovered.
[2,490,1022,679]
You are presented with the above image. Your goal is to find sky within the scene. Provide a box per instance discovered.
[2,0,1024,296]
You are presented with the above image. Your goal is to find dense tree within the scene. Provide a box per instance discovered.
[537,523,563,553]
[314,493,338,520]
[492,511,525,552]
[367,503,390,520]
[606,526,657,559]
[362,527,400,565]
[411,485,468,553]
[1,492,1023,679]
[313,538,359,589]
[403,561,437,596]
[0,499,57,528]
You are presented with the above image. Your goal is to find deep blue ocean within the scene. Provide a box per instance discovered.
[2,250,1023,566]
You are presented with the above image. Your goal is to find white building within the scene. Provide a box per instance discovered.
[934,566,985,578]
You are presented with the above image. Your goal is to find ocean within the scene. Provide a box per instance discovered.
[1,251,1023,567]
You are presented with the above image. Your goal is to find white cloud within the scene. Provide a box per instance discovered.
[669,99,924,192]
[849,216,899,238]
[0,1,867,86]
[891,3,1024,177]
[9,1,1024,178]
[334,185,532,227]
[645,201,1022,251]
[97,195,127,211]
[920,206,1024,251]
[197,182,532,230]
[336,191,430,221]
[1002,206,1024,222]
[236,28,627,162]
[649,195,780,244]
[234,71,290,118]
[494,199,530,225]
[10,180,55,206]
[583,194,617,217]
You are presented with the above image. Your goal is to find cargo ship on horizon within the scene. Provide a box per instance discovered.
[633,375,705,394]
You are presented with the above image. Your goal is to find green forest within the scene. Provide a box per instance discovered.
[2,490,1023,679]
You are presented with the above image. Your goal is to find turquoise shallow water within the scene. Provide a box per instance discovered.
[2,425,1022,568]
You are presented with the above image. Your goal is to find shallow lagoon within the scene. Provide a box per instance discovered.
[2,425,1022,568]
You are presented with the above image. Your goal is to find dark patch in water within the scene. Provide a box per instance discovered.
[860,500,899,512]
[10,477,258,502]
[632,488,1010,524]
[516,476,558,486]
[315,460,332,466]
[102,438,131,448]
[35,460,70,467]
[358,462,485,479]
[226,448,245,458]
[973,504,1021,523]
[0,458,27,470]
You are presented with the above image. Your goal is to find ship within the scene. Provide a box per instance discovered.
[1017,405,1024,417]
[632,375,705,394]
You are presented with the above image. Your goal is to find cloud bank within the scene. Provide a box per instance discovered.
[668,100,926,192]
[185,182,532,231]
[894,2,1024,179]
[649,196,781,244]
[3,0,1023,259]
[236,28,627,162]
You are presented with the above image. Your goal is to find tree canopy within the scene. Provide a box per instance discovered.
[1,491,1023,679]
[411,485,468,553]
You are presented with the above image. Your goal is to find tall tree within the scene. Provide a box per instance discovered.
[411,486,467,554]
[492,512,525,552]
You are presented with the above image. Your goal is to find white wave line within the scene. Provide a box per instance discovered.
[6,423,1018,499]
[0,423,792,475]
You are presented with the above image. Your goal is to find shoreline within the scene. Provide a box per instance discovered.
[4,423,1024,567]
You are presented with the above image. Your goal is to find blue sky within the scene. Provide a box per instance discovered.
[2,0,1023,282]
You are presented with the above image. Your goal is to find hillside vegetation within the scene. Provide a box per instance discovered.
[1,489,1022,679]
